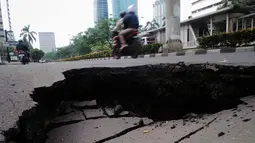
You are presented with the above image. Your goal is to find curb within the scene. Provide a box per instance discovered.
[84,46,255,61]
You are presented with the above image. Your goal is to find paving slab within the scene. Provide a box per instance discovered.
[52,109,85,122]
[45,96,255,143]
[46,117,150,143]
[108,96,255,143]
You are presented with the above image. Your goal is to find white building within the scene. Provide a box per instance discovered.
[142,0,255,49]
[153,0,165,27]
[0,1,5,42]
[39,32,56,53]
[190,0,223,18]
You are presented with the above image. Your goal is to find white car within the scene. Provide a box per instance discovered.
[39,60,46,63]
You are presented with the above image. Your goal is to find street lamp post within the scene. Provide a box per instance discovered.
[164,0,182,53]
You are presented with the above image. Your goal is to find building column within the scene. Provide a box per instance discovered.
[164,0,182,53]
[188,24,198,46]
[252,17,254,28]
[210,17,213,35]
[226,13,229,32]
[236,19,239,31]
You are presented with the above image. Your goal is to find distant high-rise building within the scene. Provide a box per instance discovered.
[94,0,108,23]
[153,0,165,27]
[0,1,5,42]
[112,0,138,19]
[38,32,56,53]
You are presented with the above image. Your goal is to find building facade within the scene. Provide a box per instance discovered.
[141,0,255,50]
[112,0,138,19]
[0,1,5,42]
[153,0,165,27]
[38,32,56,54]
[189,0,223,18]
[94,0,108,23]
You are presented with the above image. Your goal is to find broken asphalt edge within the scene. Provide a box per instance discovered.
[2,62,255,143]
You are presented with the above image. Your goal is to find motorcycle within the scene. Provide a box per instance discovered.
[17,50,29,65]
[112,30,141,59]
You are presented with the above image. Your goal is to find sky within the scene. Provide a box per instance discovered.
[0,0,190,48]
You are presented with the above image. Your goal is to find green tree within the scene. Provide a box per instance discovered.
[20,25,37,49]
[219,0,255,13]
[43,52,57,60]
[71,32,92,55]
[138,25,145,33]
[31,48,44,62]
[86,18,117,48]
[162,17,166,27]
[56,45,76,59]
[91,44,111,52]
[144,19,160,31]
[49,18,118,59]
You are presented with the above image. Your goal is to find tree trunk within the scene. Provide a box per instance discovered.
[164,0,183,53]
[28,38,32,61]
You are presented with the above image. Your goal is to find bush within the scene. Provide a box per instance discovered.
[57,43,163,62]
[197,28,255,49]
[57,50,112,62]
[141,43,163,54]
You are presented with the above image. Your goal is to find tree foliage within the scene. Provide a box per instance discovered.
[219,0,255,13]
[85,18,117,48]
[20,25,37,49]
[43,52,57,60]
[31,48,44,62]
[144,19,160,31]
[140,18,165,32]
[42,18,118,60]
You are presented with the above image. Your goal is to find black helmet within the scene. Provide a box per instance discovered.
[18,40,23,43]
[120,11,126,18]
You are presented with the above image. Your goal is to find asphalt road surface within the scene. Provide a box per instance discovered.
[1,51,255,141]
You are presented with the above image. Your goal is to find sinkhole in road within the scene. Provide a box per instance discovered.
[3,63,255,143]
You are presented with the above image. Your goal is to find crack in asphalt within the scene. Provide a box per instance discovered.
[45,120,84,133]
[95,121,158,143]
[174,117,218,143]
[71,105,99,110]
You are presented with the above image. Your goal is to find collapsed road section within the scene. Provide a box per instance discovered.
[3,63,255,143]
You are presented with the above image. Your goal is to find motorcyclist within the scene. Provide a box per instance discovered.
[119,4,139,50]
[16,40,30,59]
[111,11,126,32]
